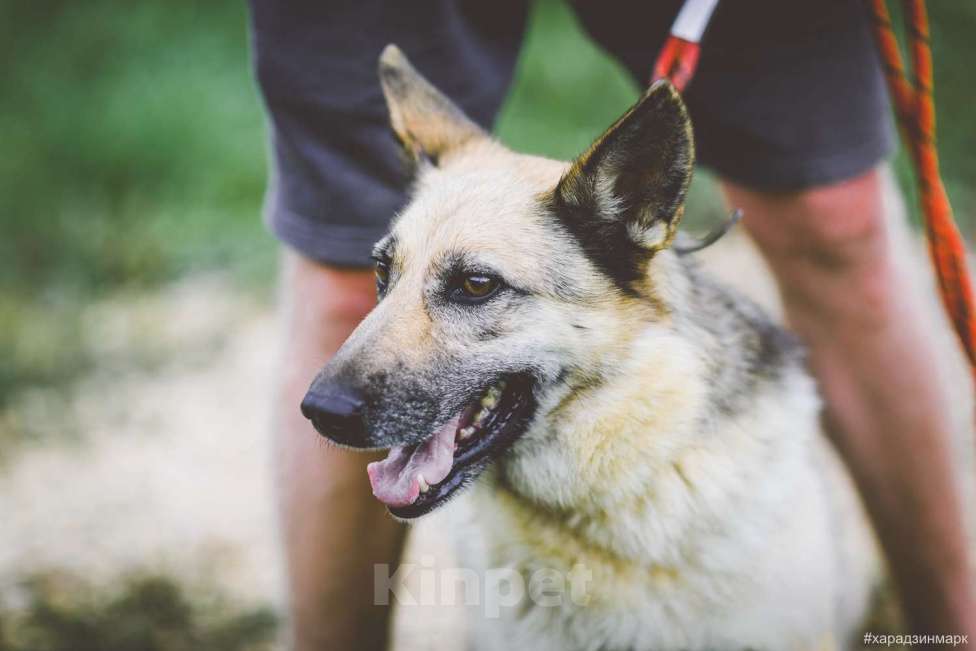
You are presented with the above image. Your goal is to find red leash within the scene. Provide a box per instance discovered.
[653,0,976,378]
[867,0,976,376]
[650,0,716,91]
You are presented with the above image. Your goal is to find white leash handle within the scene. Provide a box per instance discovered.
[670,0,720,43]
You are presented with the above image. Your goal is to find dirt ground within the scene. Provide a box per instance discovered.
[0,273,467,650]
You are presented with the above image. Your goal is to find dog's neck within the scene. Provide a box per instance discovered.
[484,253,817,566]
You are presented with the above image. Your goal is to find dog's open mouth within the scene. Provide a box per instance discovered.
[367,376,536,519]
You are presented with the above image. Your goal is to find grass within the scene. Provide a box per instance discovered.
[0,571,277,651]
[1,0,974,404]
[0,0,270,403]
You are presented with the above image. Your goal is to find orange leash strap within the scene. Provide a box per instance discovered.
[867,0,976,375]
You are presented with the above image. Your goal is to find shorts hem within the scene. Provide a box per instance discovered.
[266,205,386,268]
[699,129,895,192]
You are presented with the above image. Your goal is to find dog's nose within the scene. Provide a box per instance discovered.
[301,383,368,447]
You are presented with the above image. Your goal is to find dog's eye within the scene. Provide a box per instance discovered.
[457,274,500,302]
[374,260,390,293]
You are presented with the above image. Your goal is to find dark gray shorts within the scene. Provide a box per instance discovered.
[249,0,894,267]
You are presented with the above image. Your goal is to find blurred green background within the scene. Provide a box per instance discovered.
[2,0,974,408]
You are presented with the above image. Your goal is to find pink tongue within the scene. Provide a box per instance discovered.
[366,416,459,507]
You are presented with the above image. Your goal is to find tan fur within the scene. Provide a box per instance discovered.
[341,46,894,650]
[379,45,486,165]
[452,326,878,651]
[367,133,883,649]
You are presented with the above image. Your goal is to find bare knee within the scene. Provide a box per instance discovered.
[284,251,376,330]
[277,250,376,415]
[732,169,886,265]
[724,169,896,327]
[791,196,883,268]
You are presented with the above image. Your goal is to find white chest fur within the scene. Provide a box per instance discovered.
[447,362,878,651]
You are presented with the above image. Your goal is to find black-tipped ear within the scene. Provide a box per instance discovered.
[378,44,487,166]
[551,81,694,288]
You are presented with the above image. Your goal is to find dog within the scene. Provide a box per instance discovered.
[300,44,883,650]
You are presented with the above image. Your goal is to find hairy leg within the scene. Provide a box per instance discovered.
[724,168,975,635]
[273,251,405,651]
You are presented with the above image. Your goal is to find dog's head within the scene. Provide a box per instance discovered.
[302,45,694,519]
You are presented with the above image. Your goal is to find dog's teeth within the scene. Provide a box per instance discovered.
[417,474,430,494]
[459,426,476,440]
[471,382,506,428]
[481,386,502,409]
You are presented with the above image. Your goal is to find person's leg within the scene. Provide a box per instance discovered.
[724,169,976,635]
[273,253,404,651]
[248,1,530,646]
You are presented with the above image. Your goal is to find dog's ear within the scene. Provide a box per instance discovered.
[378,44,487,167]
[551,81,694,287]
